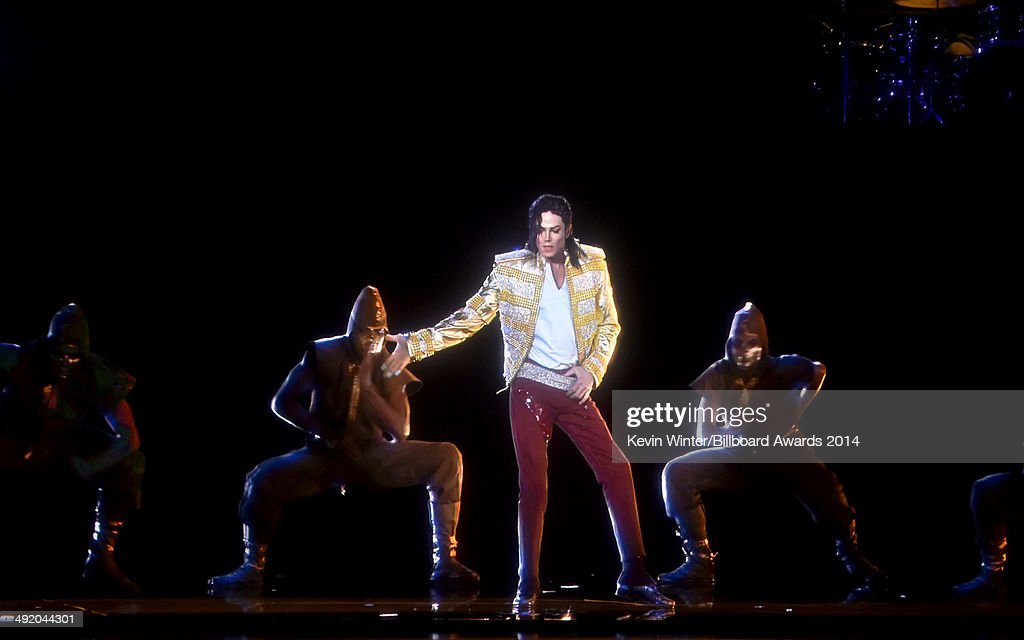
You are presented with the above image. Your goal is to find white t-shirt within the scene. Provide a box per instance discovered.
[527,262,579,370]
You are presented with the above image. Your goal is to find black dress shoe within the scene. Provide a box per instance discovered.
[512,578,540,616]
[615,582,675,607]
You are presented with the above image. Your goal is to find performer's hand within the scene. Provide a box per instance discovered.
[566,366,595,405]
[382,333,411,378]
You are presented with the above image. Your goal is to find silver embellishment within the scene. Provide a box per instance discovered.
[517,361,575,392]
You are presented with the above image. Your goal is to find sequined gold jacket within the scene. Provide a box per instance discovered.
[406,243,620,389]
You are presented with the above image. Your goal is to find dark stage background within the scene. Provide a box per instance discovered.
[1,1,1018,604]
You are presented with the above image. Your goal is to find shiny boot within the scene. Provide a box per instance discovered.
[428,501,480,592]
[835,533,887,602]
[81,492,141,596]
[207,524,267,596]
[953,536,1007,601]
[658,537,715,586]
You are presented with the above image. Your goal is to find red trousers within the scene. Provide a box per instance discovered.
[509,377,646,582]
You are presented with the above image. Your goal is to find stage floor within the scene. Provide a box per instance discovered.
[1,593,1021,639]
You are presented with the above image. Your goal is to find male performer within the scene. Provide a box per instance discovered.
[0,303,145,595]
[660,302,886,602]
[208,286,478,595]
[385,195,671,612]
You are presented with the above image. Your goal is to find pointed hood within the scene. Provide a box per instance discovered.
[725,301,768,364]
[347,286,387,334]
[47,303,91,357]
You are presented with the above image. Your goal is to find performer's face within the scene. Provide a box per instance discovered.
[536,211,570,262]
[730,331,763,370]
[352,326,388,358]
[49,343,83,381]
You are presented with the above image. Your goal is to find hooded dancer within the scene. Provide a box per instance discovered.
[660,302,886,602]
[208,286,478,596]
[384,195,671,613]
[0,304,145,595]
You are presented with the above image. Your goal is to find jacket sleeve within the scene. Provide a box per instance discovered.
[581,259,620,388]
[406,265,501,361]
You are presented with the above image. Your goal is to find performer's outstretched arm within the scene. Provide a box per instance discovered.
[382,266,501,376]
